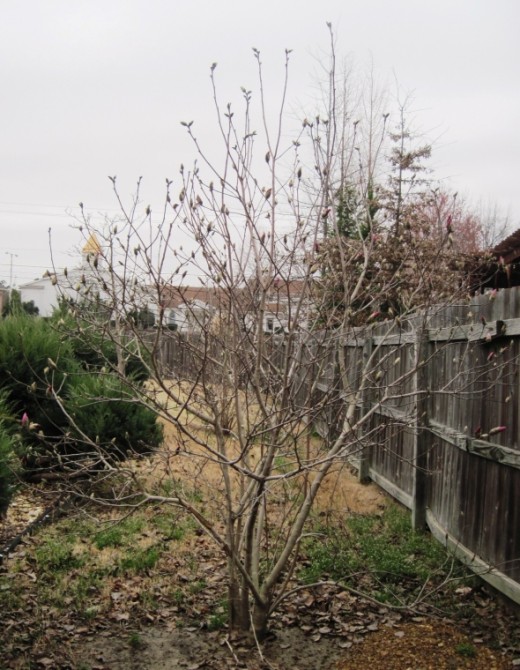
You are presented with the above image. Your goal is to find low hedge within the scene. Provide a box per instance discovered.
[0,315,162,500]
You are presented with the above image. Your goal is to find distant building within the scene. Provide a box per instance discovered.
[469,228,520,292]
[20,234,103,317]
[147,285,222,332]
[149,279,311,334]
[488,228,520,288]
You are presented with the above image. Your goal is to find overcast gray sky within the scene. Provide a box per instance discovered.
[1,0,519,287]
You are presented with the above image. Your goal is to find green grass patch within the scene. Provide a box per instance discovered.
[17,507,177,620]
[151,511,192,541]
[118,546,160,574]
[300,504,463,604]
[35,537,85,572]
[93,516,145,549]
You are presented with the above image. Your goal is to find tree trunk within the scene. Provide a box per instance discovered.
[227,568,250,631]
[252,600,270,639]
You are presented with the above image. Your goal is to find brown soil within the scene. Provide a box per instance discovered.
[73,612,519,670]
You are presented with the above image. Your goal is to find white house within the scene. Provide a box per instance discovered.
[20,235,104,317]
[146,285,220,332]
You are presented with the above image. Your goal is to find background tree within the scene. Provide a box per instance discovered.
[312,79,509,327]
[2,289,39,317]
[383,98,432,237]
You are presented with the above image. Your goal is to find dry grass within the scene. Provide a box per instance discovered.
[134,380,388,518]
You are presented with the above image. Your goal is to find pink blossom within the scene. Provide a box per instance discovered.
[21,412,29,426]
[489,426,507,436]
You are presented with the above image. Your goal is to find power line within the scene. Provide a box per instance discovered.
[0,209,112,220]
[0,200,121,211]
[0,210,76,218]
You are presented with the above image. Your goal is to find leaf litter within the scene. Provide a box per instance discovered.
[0,444,518,668]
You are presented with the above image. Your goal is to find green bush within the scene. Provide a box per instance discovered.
[67,331,149,382]
[1,289,39,317]
[0,390,23,515]
[0,314,79,439]
[0,420,19,516]
[0,315,162,477]
[67,373,163,460]
[51,306,150,382]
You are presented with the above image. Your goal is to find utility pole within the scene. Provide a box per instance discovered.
[5,252,18,296]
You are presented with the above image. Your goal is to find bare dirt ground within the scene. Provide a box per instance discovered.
[78,617,516,670]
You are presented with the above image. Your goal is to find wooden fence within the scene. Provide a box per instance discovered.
[157,288,520,606]
[312,288,520,605]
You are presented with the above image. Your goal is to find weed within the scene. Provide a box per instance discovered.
[128,631,145,649]
[93,526,126,549]
[188,579,207,594]
[83,605,100,620]
[155,478,203,504]
[187,488,204,504]
[207,611,227,630]
[455,641,477,658]
[186,555,199,572]
[37,581,68,609]
[152,512,190,541]
[207,599,228,630]
[157,478,176,496]
[0,576,22,610]
[273,455,292,474]
[170,588,186,606]
[169,527,186,541]
[69,573,102,607]
[139,590,159,611]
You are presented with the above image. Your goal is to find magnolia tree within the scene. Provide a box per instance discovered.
[50,40,493,637]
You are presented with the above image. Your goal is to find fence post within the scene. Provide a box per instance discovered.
[358,332,373,483]
[411,324,429,530]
